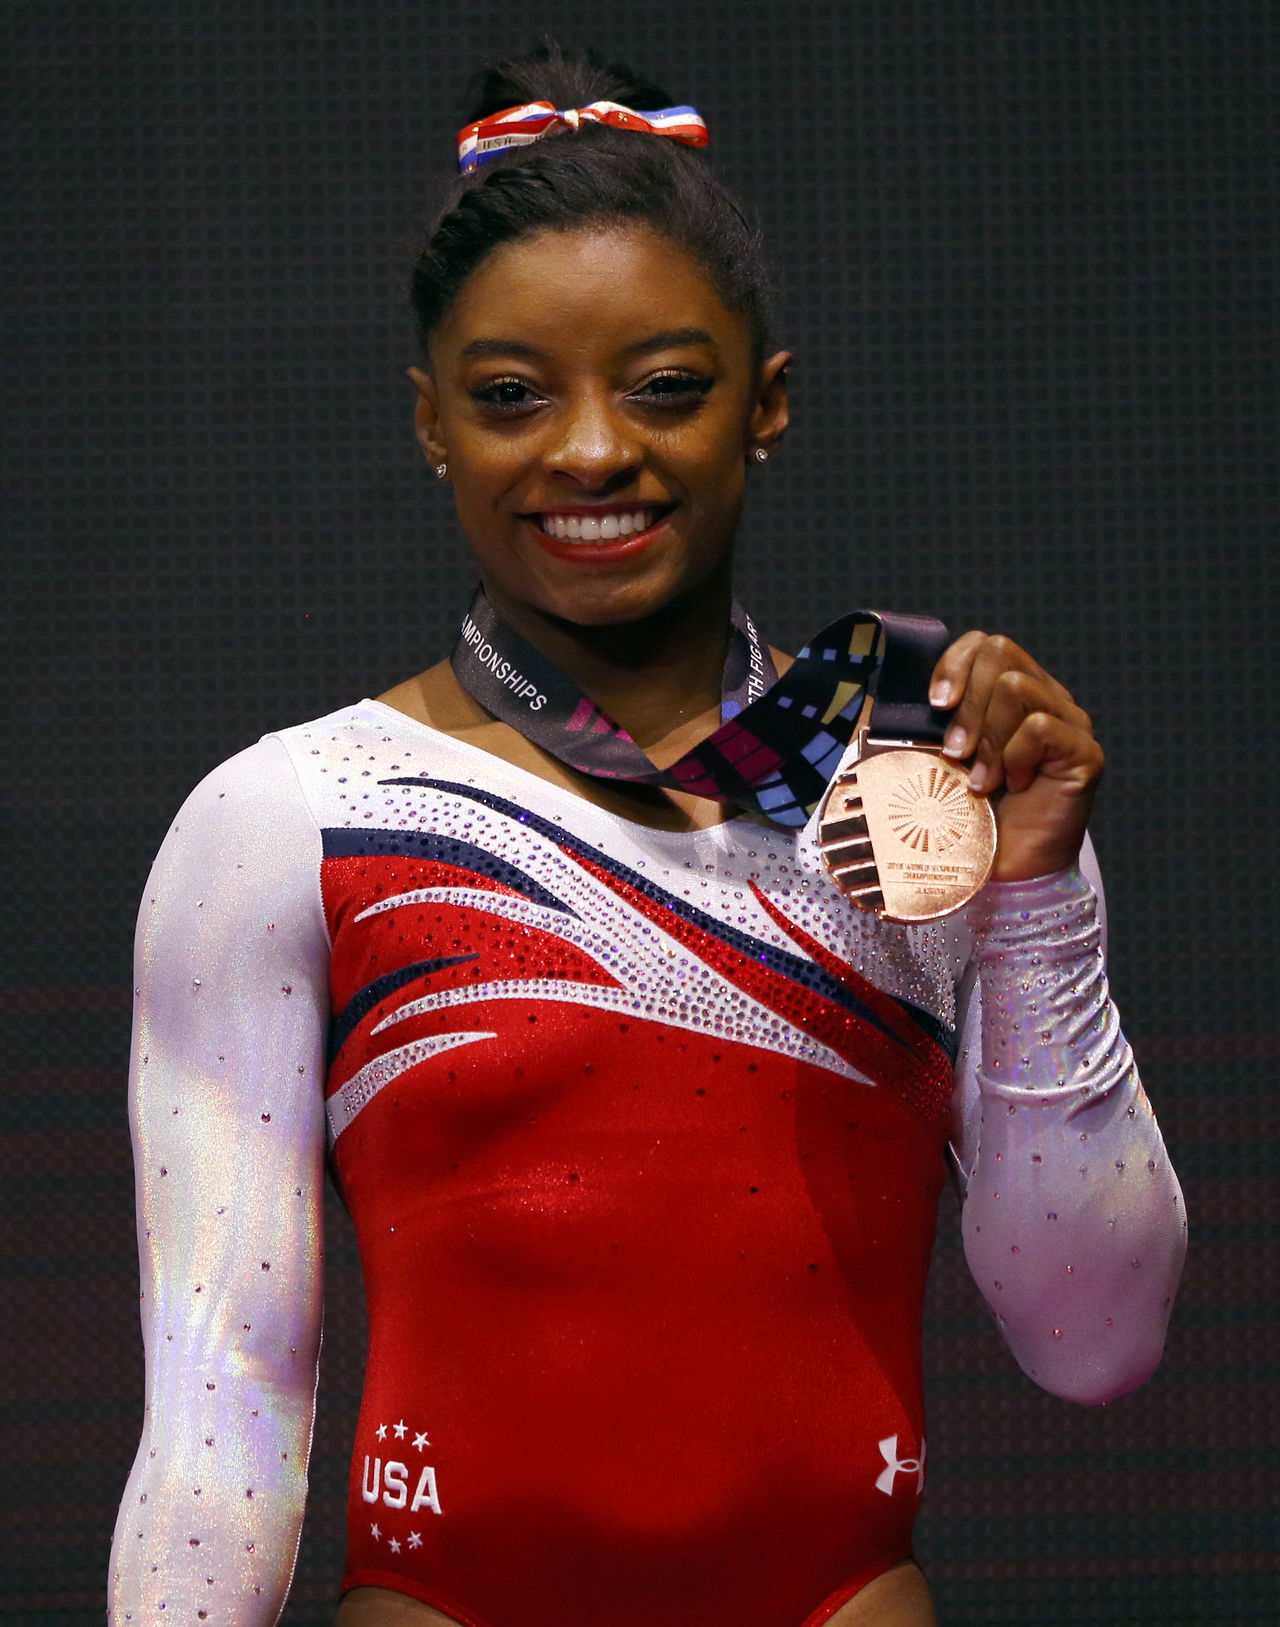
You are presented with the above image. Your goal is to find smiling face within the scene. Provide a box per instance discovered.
[409,224,790,632]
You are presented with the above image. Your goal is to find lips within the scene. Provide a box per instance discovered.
[520,503,677,563]
[526,507,676,566]
[524,504,672,543]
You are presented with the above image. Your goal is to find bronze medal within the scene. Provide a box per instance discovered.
[818,742,996,923]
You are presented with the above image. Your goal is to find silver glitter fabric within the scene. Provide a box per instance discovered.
[109,742,329,1626]
[109,705,1186,1624]
[954,867,1188,1401]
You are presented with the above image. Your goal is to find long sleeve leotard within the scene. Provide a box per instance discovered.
[109,702,1186,1627]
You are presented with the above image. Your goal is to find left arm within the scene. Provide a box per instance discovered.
[952,856,1186,1403]
[934,633,1187,1403]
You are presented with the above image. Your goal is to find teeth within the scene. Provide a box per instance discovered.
[540,509,655,542]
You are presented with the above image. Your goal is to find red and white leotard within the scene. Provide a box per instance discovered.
[109,701,1186,1627]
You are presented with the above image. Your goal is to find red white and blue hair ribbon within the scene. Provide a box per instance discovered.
[458,99,709,173]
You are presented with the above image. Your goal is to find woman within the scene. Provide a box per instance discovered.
[109,42,1186,1627]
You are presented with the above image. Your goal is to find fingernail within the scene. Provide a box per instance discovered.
[968,762,990,792]
[943,725,966,757]
[930,681,953,708]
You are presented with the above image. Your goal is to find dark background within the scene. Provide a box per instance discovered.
[3,2,1277,1622]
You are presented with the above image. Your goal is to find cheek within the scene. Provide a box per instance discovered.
[695,442,749,514]
[452,437,514,480]
[679,420,747,490]
[449,449,524,526]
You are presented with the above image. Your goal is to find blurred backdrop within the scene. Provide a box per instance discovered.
[3,2,1277,1622]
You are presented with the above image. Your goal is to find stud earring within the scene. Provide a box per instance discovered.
[435,462,448,480]
[753,447,770,464]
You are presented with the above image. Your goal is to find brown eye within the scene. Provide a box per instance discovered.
[471,377,541,412]
[633,372,714,408]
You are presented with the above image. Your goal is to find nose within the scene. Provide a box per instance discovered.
[543,389,642,490]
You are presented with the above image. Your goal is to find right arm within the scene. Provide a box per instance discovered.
[109,737,330,1627]
[949,852,1186,1404]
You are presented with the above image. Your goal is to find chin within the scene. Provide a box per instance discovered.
[536,554,733,630]
[540,577,700,630]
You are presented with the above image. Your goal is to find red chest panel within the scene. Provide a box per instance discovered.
[321,792,953,1627]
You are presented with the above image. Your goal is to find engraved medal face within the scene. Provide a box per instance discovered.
[818,747,997,922]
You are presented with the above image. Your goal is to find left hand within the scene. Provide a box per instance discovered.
[929,632,1104,882]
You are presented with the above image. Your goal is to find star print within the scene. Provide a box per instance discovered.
[412,1431,430,1451]
[388,1537,401,1554]
[393,1420,408,1439]
[369,1523,381,1540]
[408,1532,423,1549]
[375,1423,387,1441]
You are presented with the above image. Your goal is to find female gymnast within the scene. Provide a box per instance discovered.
[109,41,1187,1627]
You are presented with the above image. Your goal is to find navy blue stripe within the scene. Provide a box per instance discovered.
[321,826,574,917]
[898,1002,956,1062]
[380,777,954,1058]
[328,955,478,1066]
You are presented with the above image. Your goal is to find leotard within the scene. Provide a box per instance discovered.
[109,701,1186,1627]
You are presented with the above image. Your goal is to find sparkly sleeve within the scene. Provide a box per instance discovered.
[108,736,330,1626]
[950,852,1187,1404]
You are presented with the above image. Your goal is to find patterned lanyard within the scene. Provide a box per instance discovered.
[450,589,886,827]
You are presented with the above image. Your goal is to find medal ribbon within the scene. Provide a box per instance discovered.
[451,589,895,827]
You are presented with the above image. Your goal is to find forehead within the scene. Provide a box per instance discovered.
[435,224,750,362]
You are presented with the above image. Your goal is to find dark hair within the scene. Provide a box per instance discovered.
[410,40,774,366]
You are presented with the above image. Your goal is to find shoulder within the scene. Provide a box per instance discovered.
[147,698,467,903]
[165,702,386,832]
[138,723,372,976]
[143,703,391,928]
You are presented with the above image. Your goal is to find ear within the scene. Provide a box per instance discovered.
[406,365,447,467]
[748,350,792,458]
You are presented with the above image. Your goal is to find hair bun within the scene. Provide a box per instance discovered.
[414,38,771,373]
[460,37,676,126]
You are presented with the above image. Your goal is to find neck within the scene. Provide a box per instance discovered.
[483,576,734,753]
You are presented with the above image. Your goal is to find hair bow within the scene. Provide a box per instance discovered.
[457,99,709,173]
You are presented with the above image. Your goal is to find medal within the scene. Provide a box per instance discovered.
[817,614,996,923]
[818,744,997,922]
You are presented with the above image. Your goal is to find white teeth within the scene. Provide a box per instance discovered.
[539,508,657,543]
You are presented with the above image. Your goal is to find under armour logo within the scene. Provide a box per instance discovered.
[875,1433,926,1497]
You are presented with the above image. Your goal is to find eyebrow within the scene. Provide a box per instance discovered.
[458,338,540,360]
[459,327,717,360]
[625,327,717,356]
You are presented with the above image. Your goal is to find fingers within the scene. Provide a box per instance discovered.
[965,671,1092,793]
[936,634,1070,760]
[928,630,1099,797]
[928,630,988,711]
[934,633,1025,755]
[988,716,1104,879]
[925,631,1103,876]
[1002,709,1105,793]
[933,630,1055,717]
